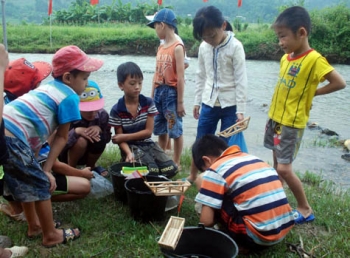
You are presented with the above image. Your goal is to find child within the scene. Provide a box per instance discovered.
[264,6,346,224]
[147,8,185,168]
[2,45,103,247]
[58,80,111,177]
[0,44,29,258]
[0,58,93,221]
[193,135,294,252]
[188,5,248,183]
[4,58,52,104]
[109,62,178,178]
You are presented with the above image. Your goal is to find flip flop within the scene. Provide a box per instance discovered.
[293,210,315,224]
[43,228,80,248]
[93,166,108,177]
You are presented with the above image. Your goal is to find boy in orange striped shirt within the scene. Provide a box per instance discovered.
[192,135,294,252]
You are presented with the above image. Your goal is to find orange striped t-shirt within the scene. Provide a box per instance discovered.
[195,145,294,246]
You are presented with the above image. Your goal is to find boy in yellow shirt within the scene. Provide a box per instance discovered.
[264,6,346,224]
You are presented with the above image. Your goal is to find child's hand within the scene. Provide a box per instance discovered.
[44,171,57,193]
[125,153,135,163]
[177,103,186,117]
[236,113,244,122]
[81,167,94,180]
[75,127,101,143]
[112,134,125,144]
[0,44,8,72]
[193,105,200,120]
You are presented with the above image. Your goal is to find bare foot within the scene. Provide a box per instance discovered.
[42,228,80,247]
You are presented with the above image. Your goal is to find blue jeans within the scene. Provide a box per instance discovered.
[3,136,51,202]
[153,85,183,139]
[197,104,237,143]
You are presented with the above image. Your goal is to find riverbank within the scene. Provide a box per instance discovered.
[2,23,350,64]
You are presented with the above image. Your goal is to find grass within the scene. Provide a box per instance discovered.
[1,148,350,257]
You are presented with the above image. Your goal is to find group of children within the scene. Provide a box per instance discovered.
[0,4,346,256]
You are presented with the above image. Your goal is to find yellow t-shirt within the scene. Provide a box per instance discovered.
[268,49,334,128]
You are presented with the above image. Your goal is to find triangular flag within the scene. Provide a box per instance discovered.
[125,170,143,180]
[90,0,99,5]
[157,0,162,5]
[238,0,242,7]
[48,0,53,15]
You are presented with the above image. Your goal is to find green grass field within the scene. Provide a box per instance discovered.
[1,147,350,257]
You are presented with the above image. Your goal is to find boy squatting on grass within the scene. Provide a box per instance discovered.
[0,58,93,223]
[109,62,178,179]
[2,45,103,247]
[0,44,29,258]
[264,6,346,224]
[192,135,295,252]
[58,80,111,177]
[147,8,186,169]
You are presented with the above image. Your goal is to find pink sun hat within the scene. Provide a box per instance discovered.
[79,80,105,112]
[52,45,103,77]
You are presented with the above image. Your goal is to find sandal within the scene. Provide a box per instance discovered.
[43,228,80,248]
[93,166,108,177]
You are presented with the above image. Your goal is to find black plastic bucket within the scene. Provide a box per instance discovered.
[109,162,144,204]
[125,175,169,222]
[160,225,239,258]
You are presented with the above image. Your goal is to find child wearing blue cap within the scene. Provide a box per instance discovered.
[147,8,186,169]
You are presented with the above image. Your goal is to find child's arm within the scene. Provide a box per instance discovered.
[42,123,70,192]
[315,70,346,96]
[0,44,8,120]
[175,44,186,117]
[199,205,216,227]
[52,160,94,180]
[112,116,154,144]
[113,126,134,162]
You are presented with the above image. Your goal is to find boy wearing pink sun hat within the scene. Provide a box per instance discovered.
[59,80,111,177]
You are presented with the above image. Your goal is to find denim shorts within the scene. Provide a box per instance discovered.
[197,104,237,143]
[153,85,183,139]
[264,119,304,164]
[3,136,51,202]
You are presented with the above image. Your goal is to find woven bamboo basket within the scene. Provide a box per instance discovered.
[217,116,251,138]
[158,216,185,250]
[144,180,191,196]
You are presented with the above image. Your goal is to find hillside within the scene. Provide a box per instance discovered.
[2,0,349,24]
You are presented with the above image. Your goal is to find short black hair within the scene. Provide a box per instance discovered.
[273,6,311,35]
[116,62,143,84]
[192,135,228,172]
[192,6,225,41]
[53,69,82,81]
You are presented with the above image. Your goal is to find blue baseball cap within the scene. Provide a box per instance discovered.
[147,8,177,29]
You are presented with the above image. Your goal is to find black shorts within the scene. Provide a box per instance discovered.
[53,173,68,195]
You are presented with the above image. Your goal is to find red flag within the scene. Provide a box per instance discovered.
[157,0,162,5]
[203,0,208,2]
[177,195,185,215]
[238,0,242,7]
[48,0,53,15]
[91,0,99,5]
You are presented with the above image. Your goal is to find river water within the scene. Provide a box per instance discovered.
[8,53,350,189]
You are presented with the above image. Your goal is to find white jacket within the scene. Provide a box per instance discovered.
[194,31,247,113]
